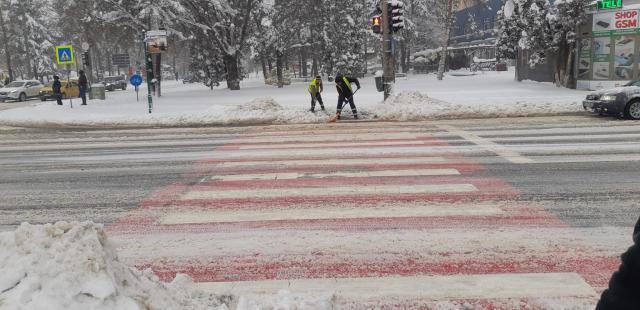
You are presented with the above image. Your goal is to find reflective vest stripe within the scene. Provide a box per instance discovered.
[343,77,352,92]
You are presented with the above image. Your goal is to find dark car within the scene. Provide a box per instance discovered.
[583,80,640,120]
[101,75,127,91]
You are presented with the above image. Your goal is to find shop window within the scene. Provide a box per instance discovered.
[613,35,634,80]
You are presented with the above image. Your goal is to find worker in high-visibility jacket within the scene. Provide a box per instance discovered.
[334,73,361,120]
[308,76,325,112]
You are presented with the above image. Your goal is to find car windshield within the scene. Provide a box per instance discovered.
[624,80,640,87]
[5,82,25,88]
[45,82,54,87]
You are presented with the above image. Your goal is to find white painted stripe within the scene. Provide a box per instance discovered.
[236,140,428,150]
[438,125,534,164]
[248,127,436,137]
[209,168,460,181]
[531,154,640,163]
[472,124,640,137]
[491,132,640,142]
[182,184,478,200]
[197,273,596,300]
[209,146,484,160]
[215,156,450,168]
[112,227,628,259]
[158,202,501,224]
[232,132,425,144]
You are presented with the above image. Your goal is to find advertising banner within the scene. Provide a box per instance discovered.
[593,9,640,36]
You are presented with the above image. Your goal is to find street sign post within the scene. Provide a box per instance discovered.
[112,54,131,68]
[55,45,75,65]
[129,74,143,102]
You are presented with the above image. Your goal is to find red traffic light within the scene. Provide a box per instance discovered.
[372,15,382,34]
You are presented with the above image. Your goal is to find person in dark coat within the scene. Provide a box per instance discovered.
[52,76,63,106]
[596,216,640,310]
[334,73,360,120]
[78,70,88,105]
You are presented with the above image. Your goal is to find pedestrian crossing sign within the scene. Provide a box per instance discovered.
[55,45,75,65]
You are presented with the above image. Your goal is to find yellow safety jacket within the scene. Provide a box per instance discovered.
[308,79,323,94]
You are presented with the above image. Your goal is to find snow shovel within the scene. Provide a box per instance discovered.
[328,89,359,123]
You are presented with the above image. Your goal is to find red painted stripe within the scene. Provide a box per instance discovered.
[110,213,568,234]
[188,162,484,176]
[193,176,514,189]
[135,255,619,285]
[199,153,470,164]
[138,192,520,209]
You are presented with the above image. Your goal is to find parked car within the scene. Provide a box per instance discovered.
[101,75,127,91]
[40,79,80,101]
[182,76,199,84]
[583,80,640,120]
[0,80,44,102]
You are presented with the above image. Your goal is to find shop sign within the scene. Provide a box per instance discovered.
[593,9,640,36]
[598,0,622,10]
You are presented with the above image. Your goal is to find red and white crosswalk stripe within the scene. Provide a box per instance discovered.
[108,123,619,308]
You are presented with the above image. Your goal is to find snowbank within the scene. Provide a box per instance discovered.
[0,222,230,310]
[0,71,587,128]
[372,89,582,121]
[0,222,336,310]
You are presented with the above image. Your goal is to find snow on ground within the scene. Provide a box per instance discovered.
[0,221,336,310]
[0,222,232,310]
[0,70,588,127]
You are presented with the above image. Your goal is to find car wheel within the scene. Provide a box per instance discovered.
[625,100,640,120]
[19,93,26,102]
[40,97,46,101]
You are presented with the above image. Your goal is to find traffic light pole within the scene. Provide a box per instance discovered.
[143,31,153,114]
[381,0,394,100]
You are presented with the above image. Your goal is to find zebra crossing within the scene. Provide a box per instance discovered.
[104,119,640,308]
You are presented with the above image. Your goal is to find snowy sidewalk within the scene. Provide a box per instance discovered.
[0,70,588,128]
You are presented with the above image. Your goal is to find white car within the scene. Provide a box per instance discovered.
[0,80,44,102]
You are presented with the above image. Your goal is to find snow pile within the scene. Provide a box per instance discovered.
[0,222,230,310]
[222,97,329,125]
[371,87,582,121]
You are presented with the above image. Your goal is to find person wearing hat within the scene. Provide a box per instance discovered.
[307,75,325,112]
[52,76,63,106]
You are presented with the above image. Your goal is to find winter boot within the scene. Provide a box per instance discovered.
[336,109,342,120]
[352,109,359,119]
[320,104,325,111]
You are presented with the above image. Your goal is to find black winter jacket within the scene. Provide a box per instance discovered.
[596,216,640,310]
[52,80,62,94]
[334,75,360,97]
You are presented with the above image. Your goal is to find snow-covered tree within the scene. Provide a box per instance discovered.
[497,0,588,86]
[1,0,54,80]
[320,0,366,76]
[182,0,261,90]
[548,0,589,86]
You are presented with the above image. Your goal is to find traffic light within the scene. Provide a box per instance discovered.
[371,15,382,34]
[389,0,405,32]
[82,51,91,67]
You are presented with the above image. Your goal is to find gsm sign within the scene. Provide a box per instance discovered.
[615,10,638,28]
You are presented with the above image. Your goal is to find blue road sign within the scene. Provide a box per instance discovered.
[55,45,75,65]
[129,74,143,87]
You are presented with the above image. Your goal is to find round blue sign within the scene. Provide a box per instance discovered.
[129,74,143,87]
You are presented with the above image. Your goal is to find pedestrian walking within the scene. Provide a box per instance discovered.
[308,75,325,112]
[334,73,361,120]
[78,70,88,105]
[597,215,640,309]
[52,76,63,106]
